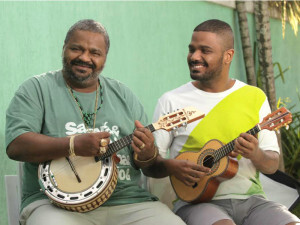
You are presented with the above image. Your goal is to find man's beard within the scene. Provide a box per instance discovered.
[62,57,102,84]
[190,68,222,82]
[190,56,223,83]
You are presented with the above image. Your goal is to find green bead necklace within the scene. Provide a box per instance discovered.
[67,81,104,130]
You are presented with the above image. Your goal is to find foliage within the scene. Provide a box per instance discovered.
[281,111,300,179]
[256,61,300,181]
[269,0,300,39]
[256,60,290,98]
[278,90,300,180]
[273,62,291,83]
[291,203,300,218]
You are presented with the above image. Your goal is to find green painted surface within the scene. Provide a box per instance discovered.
[0,1,299,224]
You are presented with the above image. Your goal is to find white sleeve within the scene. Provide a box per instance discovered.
[152,98,174,159]
[258,99,280,153]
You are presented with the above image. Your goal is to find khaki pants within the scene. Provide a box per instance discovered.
[176,195,300,225]
[21,199,185,225]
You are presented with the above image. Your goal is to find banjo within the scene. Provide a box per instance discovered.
[38,106,205,212]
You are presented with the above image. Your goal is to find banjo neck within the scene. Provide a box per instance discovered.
[96,106,205,161]
[96,124,155,161]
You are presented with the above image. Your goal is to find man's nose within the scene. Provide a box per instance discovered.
[78,50,91,62]
[190,50,201,61]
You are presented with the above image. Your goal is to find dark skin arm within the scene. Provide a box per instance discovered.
[131,120,210,186]
[142,156,211,186]
[232,132,279,174]
[6,131,110,163]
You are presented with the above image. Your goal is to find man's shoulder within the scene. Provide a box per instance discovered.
[101,75,122,86]
[160,82,192,99]
[23,70,61,85]
[238,81,266,97]
[32,70,61,81]
[18,70,62,92]
[101,75,133,93]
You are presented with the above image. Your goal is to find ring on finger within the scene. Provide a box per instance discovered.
[100,138,108,147]
[99,146,106,154]
[139,143,145,150]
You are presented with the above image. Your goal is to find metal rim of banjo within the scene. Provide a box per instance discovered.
[38,157,118,212]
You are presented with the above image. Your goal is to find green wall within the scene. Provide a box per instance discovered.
[1,1,299,224]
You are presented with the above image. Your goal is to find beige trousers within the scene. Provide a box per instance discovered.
[21,199,185,225]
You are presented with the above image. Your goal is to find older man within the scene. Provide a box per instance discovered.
[6,19,184,225]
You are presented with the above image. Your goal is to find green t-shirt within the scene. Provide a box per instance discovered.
[6,70,158,212]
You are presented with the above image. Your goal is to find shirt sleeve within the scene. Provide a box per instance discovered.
[258,98,280,153]
[5,79,44,148]
[152,97,175,158]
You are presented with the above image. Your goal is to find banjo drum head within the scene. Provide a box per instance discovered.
[38,156,114,206]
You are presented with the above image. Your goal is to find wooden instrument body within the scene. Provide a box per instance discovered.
[170,139,238,203]
[170,107,292,204]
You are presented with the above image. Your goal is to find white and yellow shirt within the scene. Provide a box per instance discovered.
[152,80,279,212]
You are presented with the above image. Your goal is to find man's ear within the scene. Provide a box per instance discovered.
[224,49,234,64]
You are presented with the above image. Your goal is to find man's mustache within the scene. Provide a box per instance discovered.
[71,59,95,69]
[189,60,208,67]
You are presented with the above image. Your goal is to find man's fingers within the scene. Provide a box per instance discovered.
[132,136,146,150]
[240,132,257,141]
[229,151,239,158]
[97,131,111,139]
[191,163,211,173]
[135,120,144,128]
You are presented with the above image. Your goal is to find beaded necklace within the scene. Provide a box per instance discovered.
[67,80,104,130]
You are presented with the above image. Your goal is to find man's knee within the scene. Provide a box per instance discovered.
[213,219,236,225]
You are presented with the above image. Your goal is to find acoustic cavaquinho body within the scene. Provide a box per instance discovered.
[170,139,238,203]
[170,107,292,204]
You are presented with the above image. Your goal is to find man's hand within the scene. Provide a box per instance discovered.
[232,132,279,174]
[131,120,156,161]
[233,133,259,161]
[169,159,211,186]
[74,132,111,156]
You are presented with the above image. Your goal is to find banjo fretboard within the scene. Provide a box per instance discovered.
[95,124,155,161]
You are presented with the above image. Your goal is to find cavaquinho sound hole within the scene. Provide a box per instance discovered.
[202,155,214,168]
[192,154,217,189]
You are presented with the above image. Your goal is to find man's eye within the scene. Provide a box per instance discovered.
[202,48,212,54]
[189,48,195,53]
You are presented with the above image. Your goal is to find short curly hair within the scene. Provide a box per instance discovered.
[194,19,234,50]
[64,19,110,54]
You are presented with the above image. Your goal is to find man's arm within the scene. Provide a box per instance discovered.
[6,131,110,163]
[138,154,210,186]
[251,150,279,174]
